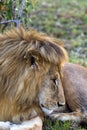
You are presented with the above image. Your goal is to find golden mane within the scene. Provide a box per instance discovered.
[0,27,68,65]
[0,27,68,122]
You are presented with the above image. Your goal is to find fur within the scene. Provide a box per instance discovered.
[48,63,87,125]
[0,27,67,123]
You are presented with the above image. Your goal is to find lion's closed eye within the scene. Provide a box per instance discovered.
[51,78,59,90]
[53,79,58,86]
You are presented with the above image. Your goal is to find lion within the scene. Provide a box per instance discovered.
[40,62,87,123]
[0,27,67,124]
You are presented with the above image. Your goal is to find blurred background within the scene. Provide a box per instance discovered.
[0,0,87,129]
[0,0,87,67]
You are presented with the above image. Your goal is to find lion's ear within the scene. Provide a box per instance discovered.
[29,55,36,67]
[24,50,42,69]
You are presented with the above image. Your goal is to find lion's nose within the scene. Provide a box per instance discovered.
[41,104,44,107]
[57,102,65,107]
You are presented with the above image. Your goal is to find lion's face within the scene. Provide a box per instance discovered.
[38,65,65,115]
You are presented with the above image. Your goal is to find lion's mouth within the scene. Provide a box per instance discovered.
[40,104,54,115]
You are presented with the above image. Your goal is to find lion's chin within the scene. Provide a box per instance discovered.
[40,104,57,115]
[41,106,54,115]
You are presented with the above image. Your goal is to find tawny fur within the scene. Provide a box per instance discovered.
[46,63,87,123]
[0,27,67,123]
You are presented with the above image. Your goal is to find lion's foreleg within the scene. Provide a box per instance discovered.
[49,111,86,122]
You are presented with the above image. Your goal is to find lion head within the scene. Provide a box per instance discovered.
[38,64,66,115]
[0,27,67,122]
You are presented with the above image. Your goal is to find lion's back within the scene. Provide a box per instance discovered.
[62,62,87,111]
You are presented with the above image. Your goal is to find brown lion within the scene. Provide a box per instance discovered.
[0,27,67,124]
[41,62,87,123]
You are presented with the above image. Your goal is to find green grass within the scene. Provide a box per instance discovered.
[0,0,87,129]
[27,0,87,66]
[28,0,87,129]
[43,120,70,130]
[43,119,85,130]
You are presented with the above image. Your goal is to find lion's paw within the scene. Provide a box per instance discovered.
[49,113,71,121]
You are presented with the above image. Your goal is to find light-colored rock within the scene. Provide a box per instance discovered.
[0,117,42,130]
[0,121,10,130]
